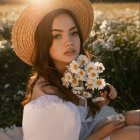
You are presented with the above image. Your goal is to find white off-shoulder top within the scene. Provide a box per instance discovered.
[22,78,115,140]
[22,94,84,140]
[22,76,91,140]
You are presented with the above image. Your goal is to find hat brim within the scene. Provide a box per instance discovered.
[12,0,94,65]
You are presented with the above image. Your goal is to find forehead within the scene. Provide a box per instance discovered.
[52,13,76,29]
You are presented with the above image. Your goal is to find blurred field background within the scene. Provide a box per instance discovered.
[0,2,140,128]
[0,2,140,18]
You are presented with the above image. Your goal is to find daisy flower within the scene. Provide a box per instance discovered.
[78,68,86,81]
[85,62,97,73]
[85,79,93,89]
[116,114,126,122]
[71,76,79,87]
[88,70,98,80]
[92,97,105,103]
[72,89,81,95]
[64,72,73,83]
[73,86,84,91]
[95,78,106,90]
[82,91,92,98]
[77,54,89,66]
[72,86,84,95]
[69,60,79,74]
[94,62,105,73]
[61,77,69,88]
[61,54,106,100]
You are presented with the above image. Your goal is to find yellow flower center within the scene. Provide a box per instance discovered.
[99,66,103,71]
[88,67,93,72]
[84,93,88,96]
[80,71,84,76]
[91,72,96,77]
[67,75,71,80]
[88,83,93,87]
[74,64,78,70]
[81,60,85,65]
[97,80,102,86]
[73,78,77,84]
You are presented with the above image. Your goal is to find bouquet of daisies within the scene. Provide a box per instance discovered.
[61,54,107,102]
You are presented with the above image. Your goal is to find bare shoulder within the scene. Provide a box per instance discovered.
[31,78,58,101]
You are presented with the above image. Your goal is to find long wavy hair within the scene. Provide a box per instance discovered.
[22,9,99,117]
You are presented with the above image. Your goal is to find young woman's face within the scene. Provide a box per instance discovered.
[50,13,80,69]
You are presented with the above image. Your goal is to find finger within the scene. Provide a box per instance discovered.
[108,92,113,98]
[106,83,117,99]
[109,92,116,99]
[114,122,125,129]
[108,92,115,99]
[101,91,108,97]
[106,83,111,87]
[109,88,117,99]
[113,120,122,125]
[113,120,125,126]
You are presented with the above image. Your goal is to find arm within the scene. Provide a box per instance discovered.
[23,96,81,140]
[86,120,125,140]
[124,109,140,126]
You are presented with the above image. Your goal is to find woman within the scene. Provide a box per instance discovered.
[11,0,140,140]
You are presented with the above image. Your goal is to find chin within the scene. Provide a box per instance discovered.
[66,56,77,62]
[64,59,73,63]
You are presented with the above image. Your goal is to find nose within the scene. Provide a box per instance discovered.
[64,35,73,47]
[65,41,73,47]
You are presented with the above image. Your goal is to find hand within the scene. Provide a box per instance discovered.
[107,83,117,99]
[95,120,125,139]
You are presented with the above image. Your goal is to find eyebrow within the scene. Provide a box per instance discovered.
[52,26,77,32]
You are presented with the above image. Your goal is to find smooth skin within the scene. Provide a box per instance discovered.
[50,13,80,73]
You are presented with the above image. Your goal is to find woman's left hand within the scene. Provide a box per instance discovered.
[107,83,117,99]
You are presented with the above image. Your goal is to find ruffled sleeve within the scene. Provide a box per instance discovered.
[22,95,81,140]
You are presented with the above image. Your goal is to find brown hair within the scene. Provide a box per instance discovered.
[22,9,99,116]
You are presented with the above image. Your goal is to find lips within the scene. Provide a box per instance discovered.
[64,49,75,56]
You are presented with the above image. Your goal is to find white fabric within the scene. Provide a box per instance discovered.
[94,105,118,120]
[22,95,81,140]
[0,81,115,140]
[0,125,23,140]
[0,101,113,140]
[103,135,111,140]
[77,106,88,122]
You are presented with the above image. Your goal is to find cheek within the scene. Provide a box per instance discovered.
[75,37,81,53]
[49,45,58,59]
[49,43,64,61]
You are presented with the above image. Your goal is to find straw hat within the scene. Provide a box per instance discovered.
[12,0,94,65]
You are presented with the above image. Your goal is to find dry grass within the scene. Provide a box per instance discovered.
[92,3,139,11]
[0,4,25,13]
[92,3,139,20]
[0,3,139,12]
[0,3,139,21]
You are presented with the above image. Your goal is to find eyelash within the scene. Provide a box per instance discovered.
[72,31,79,36]
[53,34,61,39]
[52,31,79,39]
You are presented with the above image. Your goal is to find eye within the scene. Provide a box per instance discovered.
[52,34,62,39]
[71,31,79,36]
